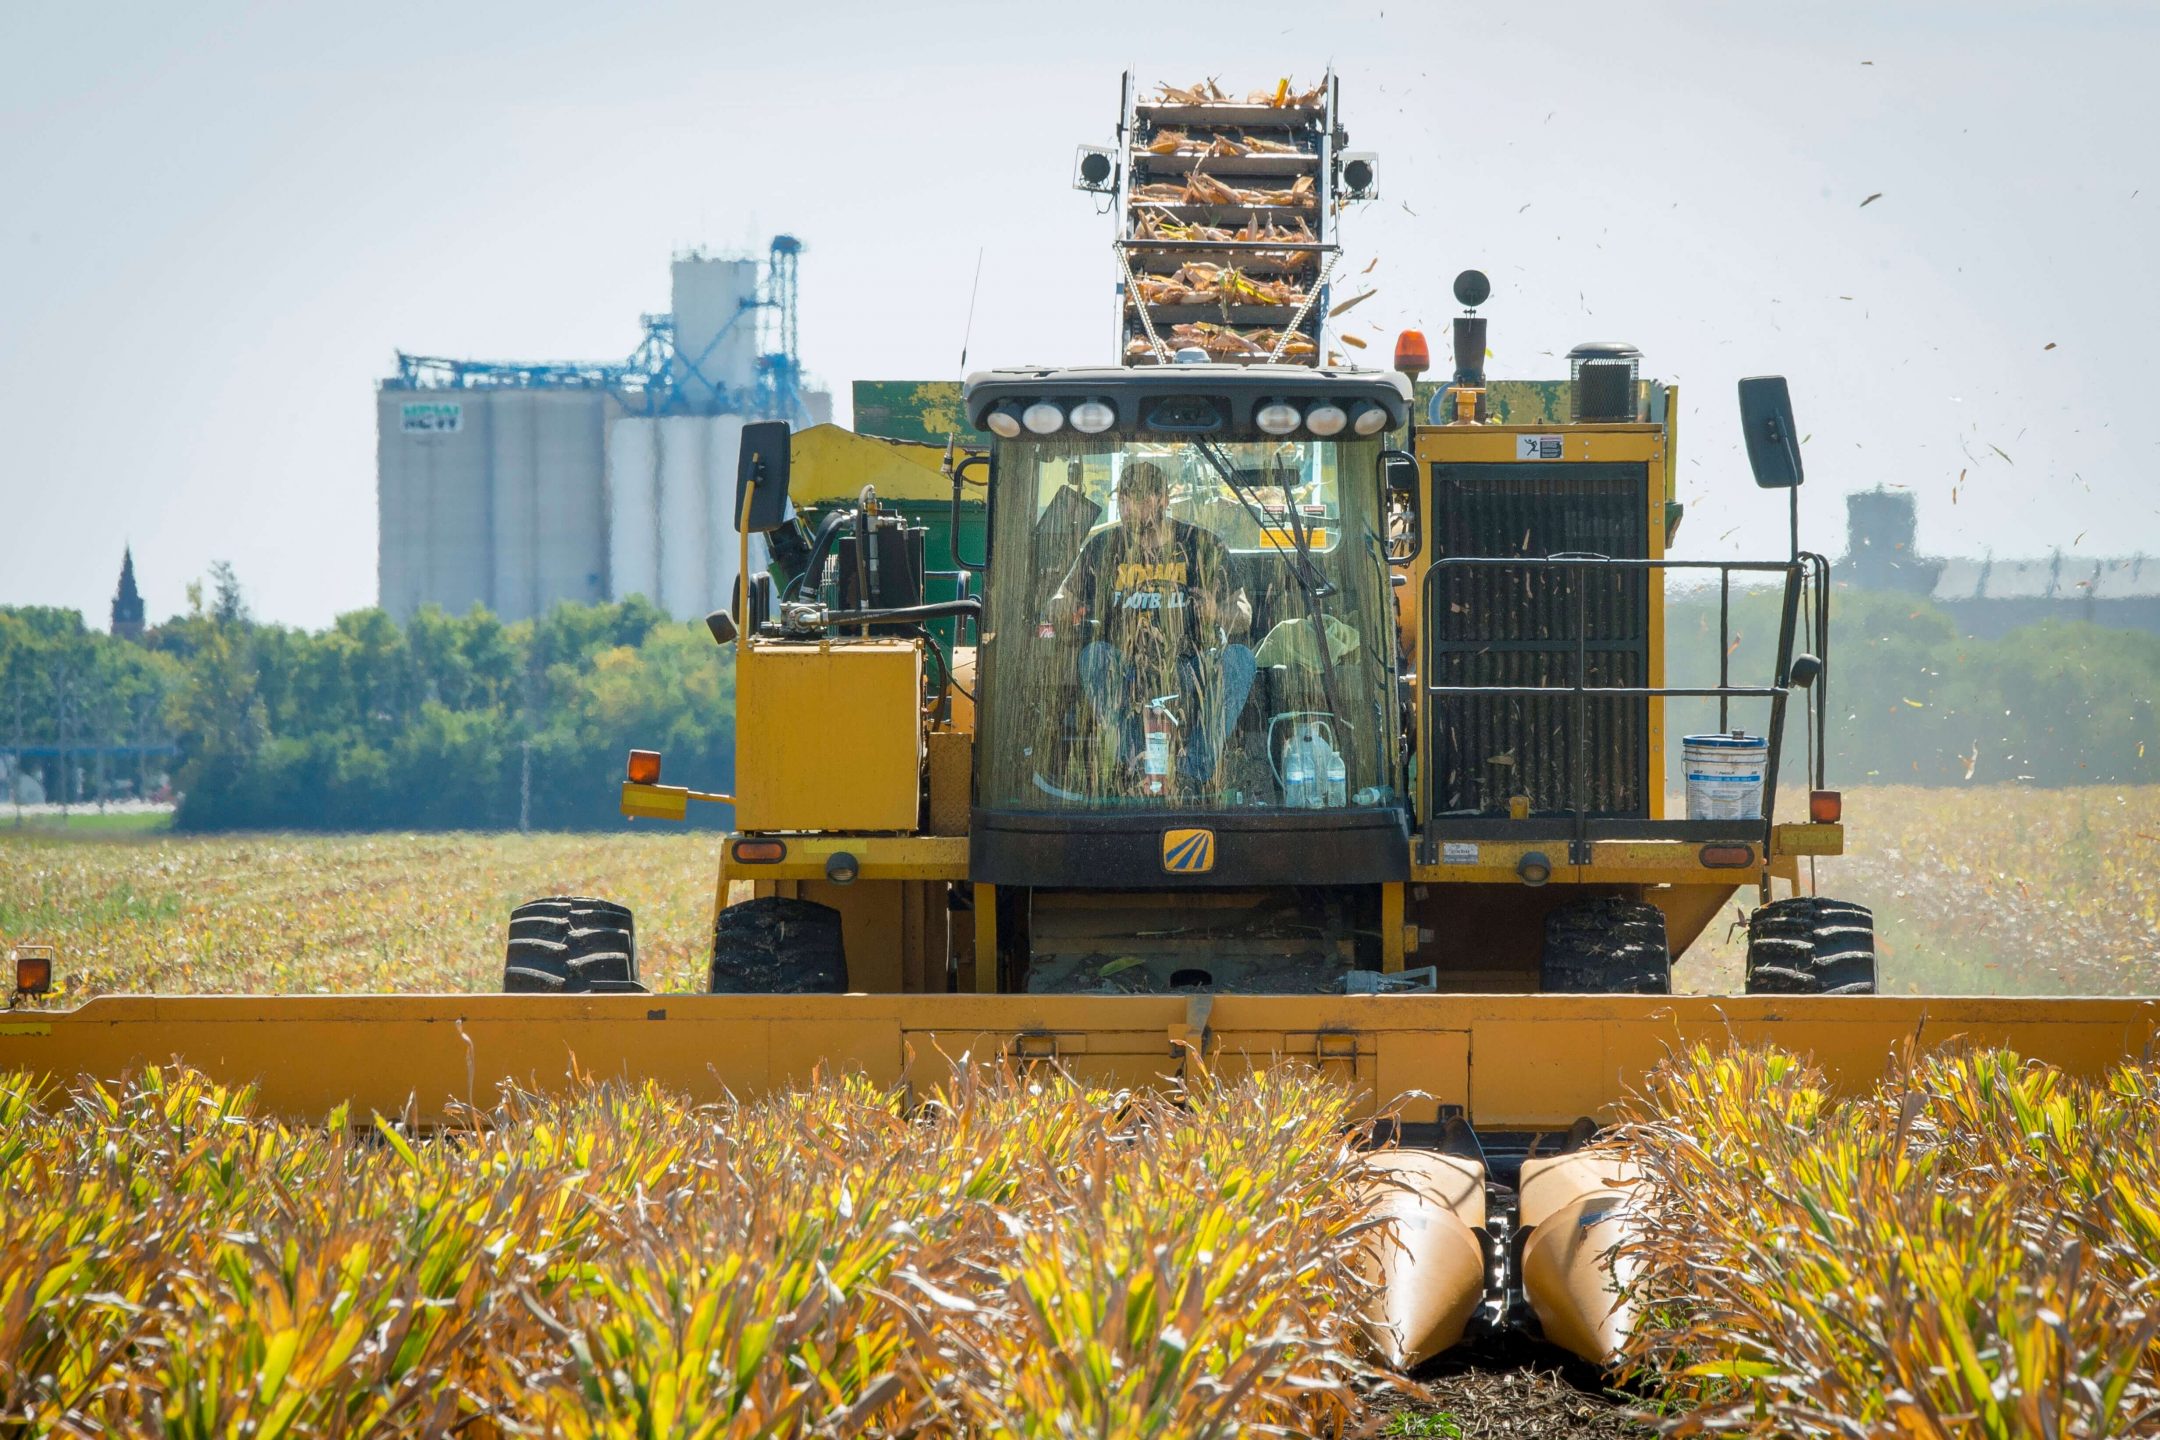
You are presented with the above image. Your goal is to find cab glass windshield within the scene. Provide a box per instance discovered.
[977,434,1402,812]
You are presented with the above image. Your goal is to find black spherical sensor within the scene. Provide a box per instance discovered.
[1453,269,1492,309]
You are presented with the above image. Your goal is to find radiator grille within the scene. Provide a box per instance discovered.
[1426,462,1651,817]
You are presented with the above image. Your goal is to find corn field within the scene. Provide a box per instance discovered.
[0,1063,1391,1438]
[1682,784,2160,996]
[6,797,2159,1435]
[7,1048,2159,1436]
[5,785,2157,1004]
[0,830,721,998]
[1618,1045,2160,1437]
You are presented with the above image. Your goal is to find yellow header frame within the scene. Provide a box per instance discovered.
[6,992,2151,1131]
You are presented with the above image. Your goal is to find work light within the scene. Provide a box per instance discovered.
[1304,403,1348,437]
[1069,400,1116,434]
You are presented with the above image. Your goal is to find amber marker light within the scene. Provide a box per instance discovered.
[1393,330,1430,381]
[733,839,787,864]
[1699,843,1756,869]
[626,749,662,785]
[12,948,52,998]
[1810,790,1843,823]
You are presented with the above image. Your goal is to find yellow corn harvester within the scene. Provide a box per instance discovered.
[10,342,2156,1368]
[7,103,2158,1374]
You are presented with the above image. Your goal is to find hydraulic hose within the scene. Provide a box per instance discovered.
[786,508,856,601]
[850,495,875,637]
[801,597,982,628]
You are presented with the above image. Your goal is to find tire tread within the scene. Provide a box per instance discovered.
[502,896,642,993]
[1540,898,1672,995]
[1745,897,1877,994]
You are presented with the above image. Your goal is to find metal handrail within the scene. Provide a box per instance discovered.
[1420,555,1816,865]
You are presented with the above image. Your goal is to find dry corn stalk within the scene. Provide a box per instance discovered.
[1130,263,1307,308]
[1155,77,1327,108]
[1155,78,1233,104]
[1131,173,1314,209]
[1125,322,1315,360]
[1144,129,1300,157]
[1128,209,1321,273]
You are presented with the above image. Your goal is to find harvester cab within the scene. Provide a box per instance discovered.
[961,365,1416,995]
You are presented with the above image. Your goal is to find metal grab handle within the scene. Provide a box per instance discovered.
[948,453,989,572]
[1418,552,1812,855]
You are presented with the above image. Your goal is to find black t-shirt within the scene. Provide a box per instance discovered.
[1058,518,1234,654]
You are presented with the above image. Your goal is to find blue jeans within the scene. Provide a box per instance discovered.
[1079,641,1258,785]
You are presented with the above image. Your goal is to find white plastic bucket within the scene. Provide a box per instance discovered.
[1683,732,1767,819]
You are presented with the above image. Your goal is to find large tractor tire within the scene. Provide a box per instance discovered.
[1745,897,1876,995]
[1540,898,1671,995]
[710,897,849,994]
[503,897,642,993]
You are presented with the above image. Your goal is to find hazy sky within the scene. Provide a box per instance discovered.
[3,1,2154,627]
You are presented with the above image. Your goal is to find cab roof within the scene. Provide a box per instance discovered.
[962,364,1411,435]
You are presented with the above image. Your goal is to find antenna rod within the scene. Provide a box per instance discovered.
[958,248,985,373]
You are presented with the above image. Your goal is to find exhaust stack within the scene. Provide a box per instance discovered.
[1569,341,1642,423]
[1446,269,1492,423]
[1452,316,1487,388]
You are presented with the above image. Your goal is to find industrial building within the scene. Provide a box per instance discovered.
[377,240,830,623]
[1840,487,2160,637]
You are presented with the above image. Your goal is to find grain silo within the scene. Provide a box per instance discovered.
[667,256,761,406]
[377,240,828,622]
[604,414,748,621]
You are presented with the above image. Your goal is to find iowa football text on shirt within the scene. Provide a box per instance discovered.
[1059,520,1233,651]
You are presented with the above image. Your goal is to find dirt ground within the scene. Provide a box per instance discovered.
[1366,1338,1652,1438]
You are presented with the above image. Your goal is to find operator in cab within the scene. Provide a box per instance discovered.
[1043,459,1255,790]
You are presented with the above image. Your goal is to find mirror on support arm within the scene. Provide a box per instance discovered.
[709,574,775,646]
[736,420,793,533]
[1380,449,1421,564]
[1382,450,1418,493]
[1737,376,1804,489]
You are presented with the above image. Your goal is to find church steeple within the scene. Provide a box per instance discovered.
[111,547,145,641]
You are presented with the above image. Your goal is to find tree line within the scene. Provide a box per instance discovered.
[4,568,2154,832]
[1,565,735,830]
[1663,584,2160,787]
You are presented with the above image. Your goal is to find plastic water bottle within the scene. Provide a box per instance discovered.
[1283,748,1311,809]
[1323,749,1346,808]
